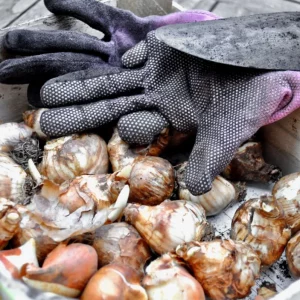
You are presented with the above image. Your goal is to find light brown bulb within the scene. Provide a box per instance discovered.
[231,196,291,267]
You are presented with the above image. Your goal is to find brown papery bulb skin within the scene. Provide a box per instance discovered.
[272,172,300,234]
[58,169,128,213]
[108,127,170,172]
[128,156,175,205]
[124,200,209,255]
[0,153,28,203]
[39,134,109,184]
[92,222,151,275]
[81,263,148,300]
[0,198,21,250]
[231,196,291,267]
[176,240,261,300]
[24,243,98,293]
[286,230,300,278]
[143,253,205,300]
[222,142,282,183]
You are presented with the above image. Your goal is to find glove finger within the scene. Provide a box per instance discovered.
[122,40,148,68]
[185,121,255,196]
[41,67,145,107]
[0,52,105,84]
[37,94,156,137]
[45,0,138,38]
[118,111,169,144]
[4,30,113,57]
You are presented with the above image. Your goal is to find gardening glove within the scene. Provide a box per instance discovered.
[23,31,300,195]
[0,0,218,106]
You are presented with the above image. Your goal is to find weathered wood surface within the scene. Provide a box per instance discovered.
[117,0,172,16]
[0,0,42,28]
[177,0,300,15]
[10,0,50,26]
[212,0,300,17]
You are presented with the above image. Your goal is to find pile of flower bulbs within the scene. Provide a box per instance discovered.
[0,121,299,300]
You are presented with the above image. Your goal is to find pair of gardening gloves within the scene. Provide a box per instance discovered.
[1,0,300,196]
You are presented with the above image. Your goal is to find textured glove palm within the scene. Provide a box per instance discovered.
[36,32,300,195]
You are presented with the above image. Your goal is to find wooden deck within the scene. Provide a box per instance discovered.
[1,0,300,29]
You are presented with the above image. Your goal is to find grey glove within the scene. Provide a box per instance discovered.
[26,31,300,195]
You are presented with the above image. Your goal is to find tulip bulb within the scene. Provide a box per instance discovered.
[11,223,58,265]
[81,263,148,300]
[0,122,33,153]
[128,156,175,205]
[92,222,151,275]
[272,172,300,234]
[0,198,21,249]
[124,200,209,254]
[176,240,261,300]
[58,167,130,213]
[143,253,205,300]
[23,242,98,297]
[108,127,170,172]
[222,142,282,182]
[0,152,33,203]
[286,230,300,278]
[231,196,291,267]
[177,162,246,216]
[38,134,109,184]
[0,238,38,279]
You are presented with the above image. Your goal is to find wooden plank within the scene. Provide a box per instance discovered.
[174,0,217,11]
[262,109,300,175]
[10,0,50,26]
[0,0,40,28]
[212,0,300,17]
[117,0,172,16]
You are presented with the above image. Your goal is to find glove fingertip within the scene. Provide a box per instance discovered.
[184,162,214,196]
[121,40,148,68]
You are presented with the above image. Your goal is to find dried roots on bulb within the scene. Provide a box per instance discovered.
[231,196,291,267]
[92,222,152,276]
[38,133,109,184]
[176,240,261,300]
[10,136,42,171]
[177,161,246,216]
[108,127,170,172]
[272,172,300,234]
[222,142,282,183]
[286,230,300,278]
[23,242,98,298]
[124,200,210,254]
[0,198,21,250]
[143,253,205,300]
[81,263,148,300]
